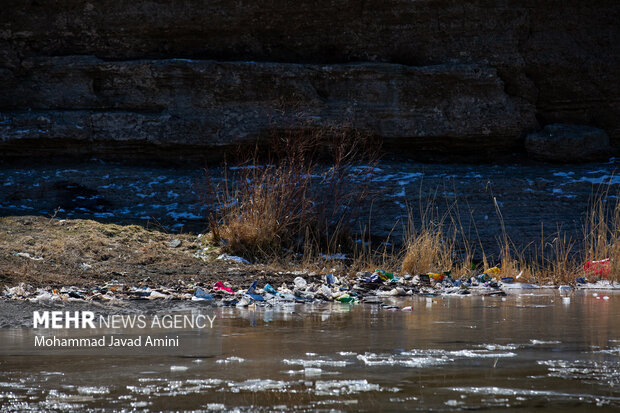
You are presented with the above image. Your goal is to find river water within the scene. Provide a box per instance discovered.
[1,158,619,256]
[1,290,618,411]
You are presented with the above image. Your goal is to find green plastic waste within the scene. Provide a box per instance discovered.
[337,294,358,303]
[375,269,394,281]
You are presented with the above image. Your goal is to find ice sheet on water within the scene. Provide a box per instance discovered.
[476,344,518,351]
[576,175,620,185]
[371,172,423,183]
[576,280,620,289]
[357,347,517,368]
[553,171,575,178]
[167,211,202,219]
[129,378,223,397]
[594,346,620,356]
[449,386,582,397]
[526,340,560,347]
[313,380,385,396]
[357,352,449,368]
[216,356,246,364]
[77,386,110,395]
[538,359,620,387]
[283,358,349,367]
[227,379,290,392]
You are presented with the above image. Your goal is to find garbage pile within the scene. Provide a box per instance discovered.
[2,265,534,309]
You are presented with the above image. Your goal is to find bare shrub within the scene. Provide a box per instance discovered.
[207,121,379,261]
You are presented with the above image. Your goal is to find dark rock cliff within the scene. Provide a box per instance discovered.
[1,0,618,160]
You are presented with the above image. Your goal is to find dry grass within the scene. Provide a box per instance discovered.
[207,122,378,261]
[583,188,620,280]
[0,216,207,287]
[398,189,614,284]
[401,208,454,275]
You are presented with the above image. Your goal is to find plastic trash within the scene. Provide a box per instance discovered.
[29,291,58,303]
[576,277,587,284]
[278,292,296,301]
[216,254,250,264]
[418,274,431,285]
[14,252,44,261]
[246,281,258,295]
[361,273,380,283]
[293,277,307,289]
[245,281,264,301]
[263,284,277,294]
[428,272,445,282]
[236,296,251,307]
[168,239,182,248]
[194,288,214,300]
[246,293,265,301]
[105,283,124,292]
[214,281,234,293]
[375,269,394,281]
[484,267,501,276]
[501,277,514,283]
[148,291,168,300]
[318,284,333,299]
[326,273,335,286]
[4,283,28,298]
[476,273,492,282]
[336,294,357,303]
[584,258,610,277]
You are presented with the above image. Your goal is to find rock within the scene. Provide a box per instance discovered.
[525,124,613,162]
[0,57,536,158]
[0,1,618,158]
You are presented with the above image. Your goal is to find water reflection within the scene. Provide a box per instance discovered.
[0,291,618,411]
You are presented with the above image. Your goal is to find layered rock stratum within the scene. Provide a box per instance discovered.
[1,0,618,159]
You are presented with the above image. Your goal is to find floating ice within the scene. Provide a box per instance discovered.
[314,380,384,396]
[216,357,246,364]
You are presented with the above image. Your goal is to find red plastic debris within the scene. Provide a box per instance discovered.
[214,281,235,293]
[584,258,610,278]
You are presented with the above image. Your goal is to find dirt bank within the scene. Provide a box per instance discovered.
[0,216,324,289]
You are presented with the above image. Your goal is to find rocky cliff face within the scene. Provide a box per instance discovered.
[1,0,618,160]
